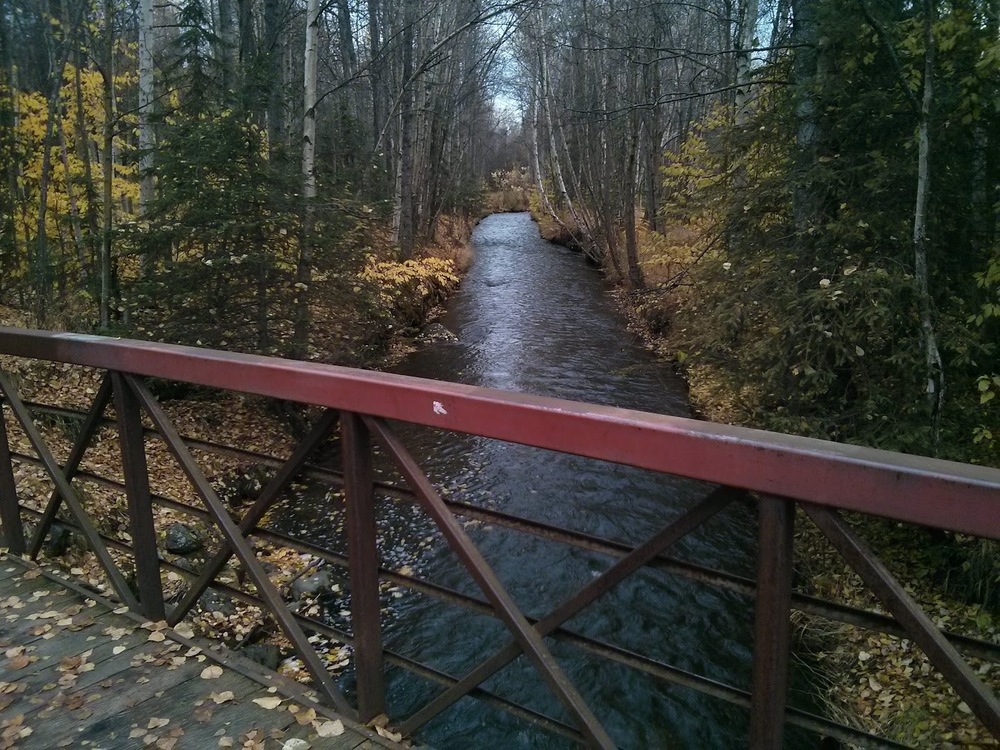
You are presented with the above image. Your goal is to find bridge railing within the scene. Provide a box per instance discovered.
[0,326,997,748]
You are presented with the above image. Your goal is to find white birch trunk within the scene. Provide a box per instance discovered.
[530,80,564,228]
[302,0,319,205]
[913,0,944,441]
[293,0,320,355]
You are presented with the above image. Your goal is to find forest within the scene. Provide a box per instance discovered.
[1,0,996,464]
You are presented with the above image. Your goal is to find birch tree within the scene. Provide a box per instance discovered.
[293,0,320,354]
[912,0,944,442]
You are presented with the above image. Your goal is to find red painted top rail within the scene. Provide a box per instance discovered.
[2,325,998,538]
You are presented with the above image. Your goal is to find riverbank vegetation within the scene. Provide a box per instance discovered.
[517,0,999,743]
[521,0,998,467]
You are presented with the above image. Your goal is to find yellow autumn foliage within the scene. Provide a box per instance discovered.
[359,256,460,326]
[6,62,138,283]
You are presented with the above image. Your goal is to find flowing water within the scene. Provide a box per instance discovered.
[279,213,816,747]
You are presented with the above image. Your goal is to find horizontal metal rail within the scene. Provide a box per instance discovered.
[1,326,997,537]
[1,327,999,749]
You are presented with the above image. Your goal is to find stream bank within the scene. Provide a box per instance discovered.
[534,209,1000,747]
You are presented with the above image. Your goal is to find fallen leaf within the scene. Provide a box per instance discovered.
[210,690,235,704]
[7,655,31,670]
[200,665,223,679]
[375,725,402,742]
[148,717,170,730]
[59,655,82,672]
[294,707,316,725]
[252,696,283,710]
[147,632,167,643]
[67,616,96,631]
[314,720,344,738]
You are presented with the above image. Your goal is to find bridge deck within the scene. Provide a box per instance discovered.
[0,556,402,750]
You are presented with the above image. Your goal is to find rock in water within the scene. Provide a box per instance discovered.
[420,322,458,343]
[44,522,72,557]
[241,644,282,670]
[198,589,236,616]
[291,570,333,599]
[164,522,203,555]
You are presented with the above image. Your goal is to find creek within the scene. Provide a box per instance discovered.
[278,213,816,747]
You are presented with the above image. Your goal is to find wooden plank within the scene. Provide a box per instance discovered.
[154,680,295,749]
[0,569,66,598]
[0,588,78,642]
[0,634,115,721]
[0,560,403,750]
[64,666,260,748]
[22,659,204,749]
[281,718,372,749]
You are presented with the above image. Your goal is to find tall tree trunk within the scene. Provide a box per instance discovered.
[734,0,760,125]
[0,0,19,296]
[100,0,114,329]
[237,0,256,74]
[217,0,236,94]
[913,0,944,444]
[641,26,661,231]
[530,89,563,227]
[137,0,154,224]
[56,118,87,282]
[623,112,644,290]
[34,0,75,321]
[790,0,819,239]
[72,47,100,277]
[264,0,286,158]
[293,0,319,356]
[395,0,415,259]
[367,0,390,186]
[541,39,597,261]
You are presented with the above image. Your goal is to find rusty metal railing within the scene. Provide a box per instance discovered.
[0,326,998,748]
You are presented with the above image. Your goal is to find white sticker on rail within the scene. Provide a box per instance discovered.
[432,401,448,415]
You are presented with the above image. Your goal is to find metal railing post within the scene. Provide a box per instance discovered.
[749,496,795,748]
[0,399,25,555]
[112,373,165,620]
[341,411,386,722]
